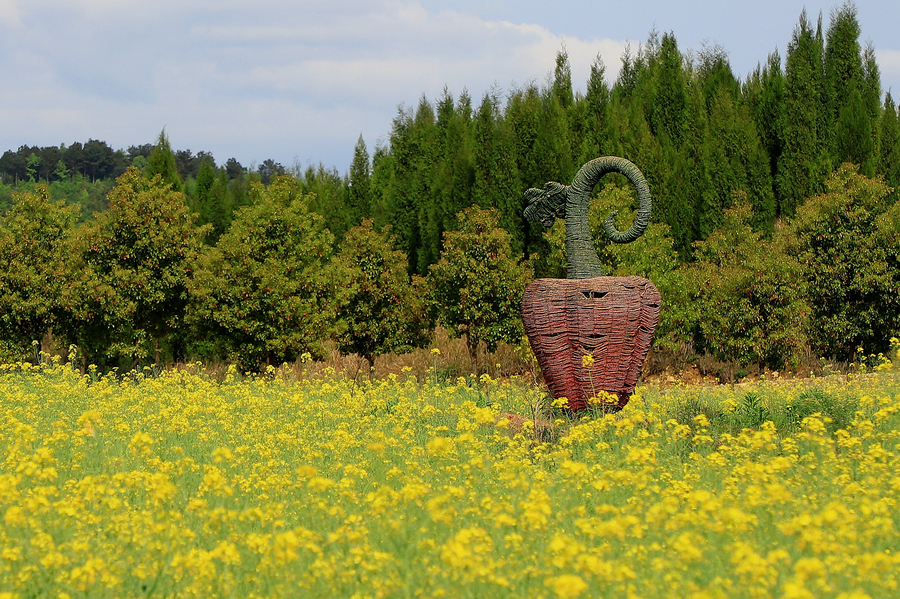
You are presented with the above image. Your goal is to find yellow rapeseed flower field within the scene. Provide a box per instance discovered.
[1,361,898,598]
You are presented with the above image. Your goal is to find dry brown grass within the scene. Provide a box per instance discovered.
[184,328,541,384]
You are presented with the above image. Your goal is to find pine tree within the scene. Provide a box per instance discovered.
[824,2,876,174]
[700,75,777,234]
[649,33,688,147]
[348,135,372,226]
[471,91,524,254]
[427,88,475,271]
[382,103,427,274]
[879,93,900,191]
[410,97,440,273]
[577,54,611,165]
[776,10,828,217]
[745,50,785,184]
[507,84,542,188]
[861,43,882,174]
[194,157,215,226]
[301,163,351,240]
[552,48,574,110]
[146,130,184,193]
[205,171,232,243]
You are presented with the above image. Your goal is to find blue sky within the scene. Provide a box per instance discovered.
[1,0,898,174]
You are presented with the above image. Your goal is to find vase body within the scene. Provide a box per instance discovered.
[521,275,660,412]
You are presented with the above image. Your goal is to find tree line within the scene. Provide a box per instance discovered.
[0,2,898,373]
[5,5,898,272]
[1,155,897,376]
[354,3,898,274]
[0,164,533,375]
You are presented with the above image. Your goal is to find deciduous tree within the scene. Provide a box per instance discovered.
[685,200,809,368]
[187,176,340,370]
[334,219,430,372]
[60,168,206,368]
[786,163,900,359]
[426,206,533,374]
[0,186,78,359]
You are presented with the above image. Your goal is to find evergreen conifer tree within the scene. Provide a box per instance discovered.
[777,10,829,217]
[576,54,611,166]
[348,135,371,226]
[878,93,900,192]
[649,33,687,147]
[824,2,876,174]
[194,157,215,223]
[745,51,785,184]
[146,130,184,193]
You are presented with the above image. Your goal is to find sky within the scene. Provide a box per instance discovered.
[1,0,899,175]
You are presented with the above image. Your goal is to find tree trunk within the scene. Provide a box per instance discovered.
[467,334,479,376]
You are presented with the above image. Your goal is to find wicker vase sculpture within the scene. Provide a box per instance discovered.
[521,157,660,412]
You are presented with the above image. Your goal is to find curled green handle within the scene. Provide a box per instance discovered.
[523,156,652,279]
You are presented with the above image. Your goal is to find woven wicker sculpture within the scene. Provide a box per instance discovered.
[521,157,661,412]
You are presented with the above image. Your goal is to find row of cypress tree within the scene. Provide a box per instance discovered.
[333,3,898,276]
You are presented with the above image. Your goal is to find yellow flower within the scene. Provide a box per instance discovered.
[552,396,570,408]
[426,436,455,457]
[581,354,595,368]
[546,574,589,598]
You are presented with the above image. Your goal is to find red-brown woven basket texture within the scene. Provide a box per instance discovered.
[521,275,661,412]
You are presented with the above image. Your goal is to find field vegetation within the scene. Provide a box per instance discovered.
[0,349,898,598]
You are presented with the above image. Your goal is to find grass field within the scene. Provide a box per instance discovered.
[1,359,899,598]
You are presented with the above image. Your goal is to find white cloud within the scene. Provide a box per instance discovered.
[0,0,634,171]
[0,0,23,28]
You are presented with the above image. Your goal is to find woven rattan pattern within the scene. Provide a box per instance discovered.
[521,157,659,412]
[522,276,660,412]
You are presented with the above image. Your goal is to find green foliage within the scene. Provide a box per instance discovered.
[0,186,79,358]
[299,163,352,241]
[187,176,340,370]
[745,50,785,185]
[2,11,899,373]
[426,206,533,374]
[193,158,231,243]
[59,168,207,368]
[194,157,215,215]
[25,153,41,183]
[648,33,688,147]
[146,130,184,193]
[347,136,372,228]
[777,10,830,217]
[472,92,525,256]
[823,2,878,176]
[685,201,809,368]
[573,54,611,167]
[333,219,430,370]
[786,163,900,359]
[663,385,863,437]
[878,93,900,192]
[609,223,693,355]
